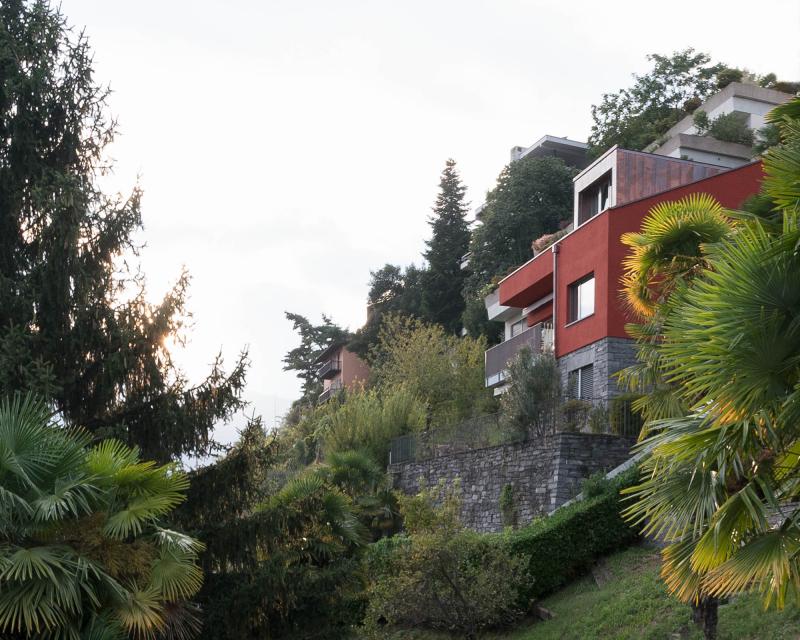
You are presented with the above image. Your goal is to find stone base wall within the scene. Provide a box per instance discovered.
[388,433,634,533]
[558,337,639,399]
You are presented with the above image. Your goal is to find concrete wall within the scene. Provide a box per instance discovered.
[388,433,634,533]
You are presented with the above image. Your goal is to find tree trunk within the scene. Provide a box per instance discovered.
[691,595,718,640]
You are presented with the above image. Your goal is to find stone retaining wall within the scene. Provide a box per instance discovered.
[388,433,634,533]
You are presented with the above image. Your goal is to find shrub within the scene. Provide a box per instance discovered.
[589,404,609,433]
[500,349,561,438]
[581,471,611,498]
[609,393,644,438]
[362,482,529,638]
[560,398,592,432]
[693,109,754,145]
[708,111,754,145]
[715,67,743,89]
[499,483,518,529]
[370,315,496,428]
[502,470,639,600]
[319,386,426,465]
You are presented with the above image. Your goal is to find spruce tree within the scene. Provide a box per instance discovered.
[421,159,470,334]
[0,0,247,461]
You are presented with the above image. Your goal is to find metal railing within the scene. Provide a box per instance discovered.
[388,396,642,464]
[318,380,344,404]
[485,321,554,387]
[316,359,341,379]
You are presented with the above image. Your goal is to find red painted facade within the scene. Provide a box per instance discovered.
[498,161,764,358]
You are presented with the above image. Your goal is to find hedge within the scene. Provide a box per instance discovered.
[502,469,640,600]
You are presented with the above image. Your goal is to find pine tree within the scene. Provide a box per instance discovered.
[0,0,247,462]
[421,159,470,334]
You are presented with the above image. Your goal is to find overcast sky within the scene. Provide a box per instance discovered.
[59,0,800,444]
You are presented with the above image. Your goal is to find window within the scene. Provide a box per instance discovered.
[568,364,594,399]
[510,318,526,338]
[577,172,612,225]
[567,274,595,323]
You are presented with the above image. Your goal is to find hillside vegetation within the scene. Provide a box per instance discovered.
[391,546,800,640]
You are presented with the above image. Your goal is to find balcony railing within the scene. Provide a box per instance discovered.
[485,321,553,388]
[316,358,341,380]
[318,380,343,404]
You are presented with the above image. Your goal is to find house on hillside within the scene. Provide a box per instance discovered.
[484,150,765,399]
[315,342,370,403]
[645,82,793,168]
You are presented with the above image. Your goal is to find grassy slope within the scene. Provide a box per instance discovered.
[394,546,800,640]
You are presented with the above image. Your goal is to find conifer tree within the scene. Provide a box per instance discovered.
[421,159,470,334]
[0,0,247,461]
[282,312,349,404]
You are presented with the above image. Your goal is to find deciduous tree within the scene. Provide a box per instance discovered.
[588,49,724,157]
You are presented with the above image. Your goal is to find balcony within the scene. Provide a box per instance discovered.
[318,381,343,404]
[485,321,553,388]
[316,358,341,380]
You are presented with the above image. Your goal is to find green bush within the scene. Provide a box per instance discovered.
[319,385,426,465]
[499,483,518,529]
[502,470,639,600]
[361,529,529,639]
[560,398,592,432]
[581,471,611,498]
[361,481,529,638]
[609,393,644,438]
[693,109,754,145]
[500,349,561,439]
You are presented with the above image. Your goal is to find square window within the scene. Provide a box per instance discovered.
[568,274,595,324]
[510,318,526,337]
[568,364,594,399]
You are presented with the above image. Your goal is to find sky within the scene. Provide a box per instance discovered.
[59,0,800,444]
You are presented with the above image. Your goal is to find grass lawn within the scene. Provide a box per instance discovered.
[386,545,800,640]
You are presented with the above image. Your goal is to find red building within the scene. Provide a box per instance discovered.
[485,146,764,400]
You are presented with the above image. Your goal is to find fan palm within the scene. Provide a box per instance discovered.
[618,193,733,430]
[0,394,203,639]
[623,96,800,636]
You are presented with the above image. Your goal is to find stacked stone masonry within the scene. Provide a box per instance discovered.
[557,337,639,399]
[388,433,634,533]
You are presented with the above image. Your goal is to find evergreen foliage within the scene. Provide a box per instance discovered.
[504,468,639,601]
[623,98,800,634]
[0,393,204,639]
[282,312,349,405]
[318,386,427,465]
[348,264,425,358]
[420,159,471,334]
[0,0,247,461]
[463,156,574,339]
[362,482,530,639]
[175,424,368,639]
[500,349,562,439]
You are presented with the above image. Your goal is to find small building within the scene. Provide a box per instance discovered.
[315,342,370,403]
[484,153,764,399]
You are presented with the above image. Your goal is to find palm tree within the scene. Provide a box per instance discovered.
[0,394,204,639]
[623,97,800,639]
[618,193,733,430]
